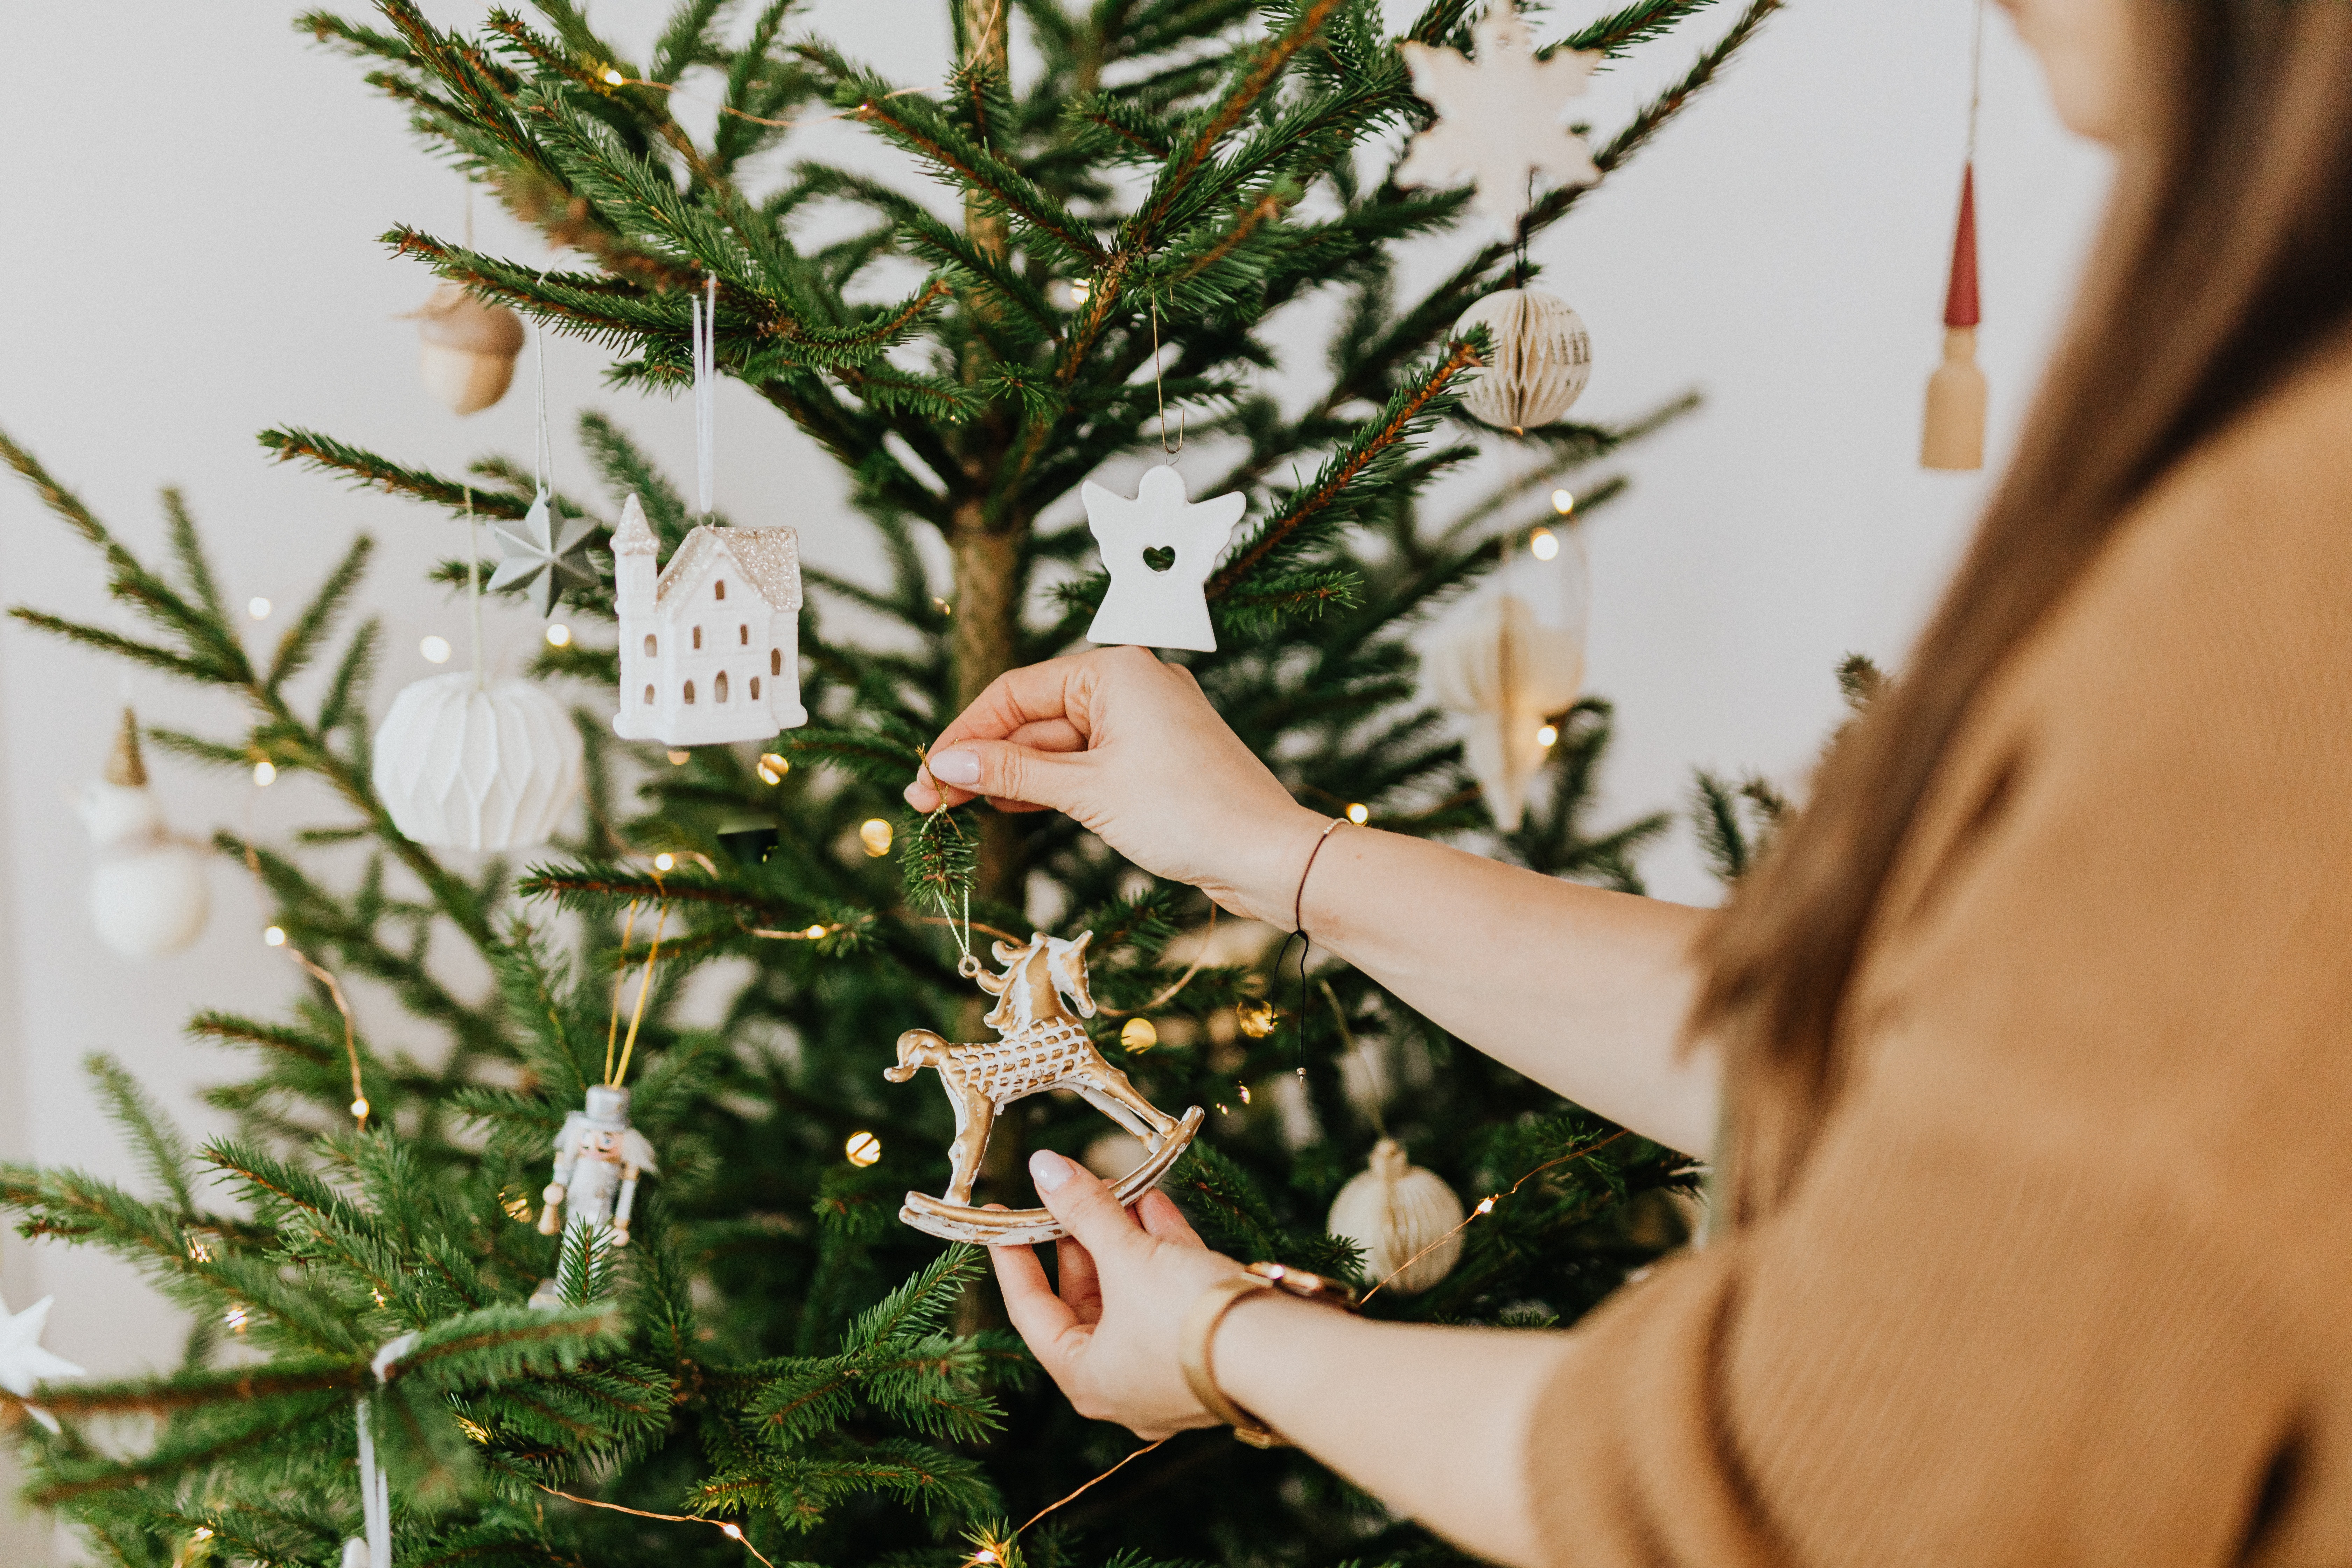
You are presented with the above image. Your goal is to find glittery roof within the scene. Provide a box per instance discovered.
[656,524,803,613]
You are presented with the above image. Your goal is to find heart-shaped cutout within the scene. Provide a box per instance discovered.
[1142,545,1176,573]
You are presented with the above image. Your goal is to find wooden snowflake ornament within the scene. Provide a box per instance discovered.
[1084,465,1246,652]
[887,931,1204,1246]
[1398,6,1603,236]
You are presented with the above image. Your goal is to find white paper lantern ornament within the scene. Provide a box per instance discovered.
[1327,1138,1466,1295]
[1454,288,1592,431]
[1425,535,1590,831]
[372,673,583,850]
[372,491,584,851]
[77,708,210,959]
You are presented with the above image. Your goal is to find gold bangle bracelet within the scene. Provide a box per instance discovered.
[1179,1263,1361,1449]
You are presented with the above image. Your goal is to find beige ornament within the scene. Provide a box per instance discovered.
[1454,288,1592,431]
[886,931,1203,1246]
[611,496,810,748]
[371,673,583,850]
[1327,1139,1465,1295]
[1426,572,1587,831]
[1398,5,1602,237]
[413,283,525,415]
[77,708,210,959]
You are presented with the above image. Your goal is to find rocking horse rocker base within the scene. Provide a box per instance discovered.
[899,1105,1204,1246]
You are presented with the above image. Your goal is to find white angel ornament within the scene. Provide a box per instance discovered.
[528,1084,657,1309]
[1083,465,1246,653]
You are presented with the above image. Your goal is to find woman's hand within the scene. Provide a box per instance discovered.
[989,1149,1248,1438]
[903,647,1328,927]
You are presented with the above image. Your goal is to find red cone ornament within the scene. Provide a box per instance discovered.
[1921,164,1987,471]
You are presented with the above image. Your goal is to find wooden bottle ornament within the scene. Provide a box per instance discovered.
[1326,1139,1465,1294]
[78,708,210,959]
[886,931,1204,1245]
[1454,288,1592,431]
[413,283,525,415]
[1921,164,1987,470]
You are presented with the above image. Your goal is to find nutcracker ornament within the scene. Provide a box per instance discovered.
[886,931,1204,1245]
[527,1083,657,1310]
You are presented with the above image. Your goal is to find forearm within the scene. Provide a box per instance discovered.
[1211,1291,1561,1568]
[1286,821,1720,1155]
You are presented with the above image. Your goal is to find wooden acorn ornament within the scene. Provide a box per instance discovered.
[77,708,210,959]
[1454,289,1592,432]
[413,283,526,415]
[886,931,1204,1246]
[1921,164,1987,470]
[1326,1138,1466,1295]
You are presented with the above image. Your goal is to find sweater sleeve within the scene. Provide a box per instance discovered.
[1518,351,2352,1568]
[1522,1111,2295,1567]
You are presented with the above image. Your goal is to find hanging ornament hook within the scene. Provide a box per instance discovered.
[693,275,718,521]
[1151,291,1184,458]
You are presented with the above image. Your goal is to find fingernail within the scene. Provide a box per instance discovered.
[1030,1149,1076,1193]
[930,748,981,786]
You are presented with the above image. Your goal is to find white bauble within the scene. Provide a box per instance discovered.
[76,712,209,959]
[1326,1139,1465,1295]
[372,674,583,850]
[1453,288,1591,430]
[415,284,525,415]
[1426,561,1587,831]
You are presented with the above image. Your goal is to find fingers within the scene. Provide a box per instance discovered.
[1028,1149,1146,1259]
[989,1238,1082,1363]
[903,649,1159,811]
[1134,1189,1205,1248]
[1054,1233,1104,1320]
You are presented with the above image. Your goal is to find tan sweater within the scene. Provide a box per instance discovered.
[1526,341,2352,1567]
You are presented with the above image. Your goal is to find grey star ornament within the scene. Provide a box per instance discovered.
[488,489,599,618]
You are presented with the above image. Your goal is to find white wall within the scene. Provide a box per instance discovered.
[0,2,2106,1555]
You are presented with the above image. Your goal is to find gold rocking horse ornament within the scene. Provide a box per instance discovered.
[887,930,1204,1245]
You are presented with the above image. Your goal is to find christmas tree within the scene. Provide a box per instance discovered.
[0,1,1773,1563]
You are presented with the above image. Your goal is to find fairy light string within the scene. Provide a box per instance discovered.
[531,1481,773,1567]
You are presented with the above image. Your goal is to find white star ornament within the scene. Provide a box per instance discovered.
[488,490,600,618]
[0,1293,85,1433]
[1083,465,1247,653]
[1397,8,1603,237]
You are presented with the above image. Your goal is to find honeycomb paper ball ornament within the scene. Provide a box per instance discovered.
[1327,1138,1466,1295]
[371,674,583,850]
[1453,288,1591,431]
[1425,581,1587,832]
[414,283,526,415]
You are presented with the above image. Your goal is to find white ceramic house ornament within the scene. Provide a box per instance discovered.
[1083,465,1246,653]
[1398,6,1603,238]
[611,495,809,747]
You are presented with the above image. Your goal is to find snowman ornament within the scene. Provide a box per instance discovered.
[528,1084,657,1309]
[1083,465,1246,653]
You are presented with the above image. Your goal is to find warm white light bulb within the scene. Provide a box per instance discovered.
[845,1131,882,1167]
[1529,526,1560,561]
[252,760,277,787]
[667,750,691,766]
[805,923,826,939]
[1535,723,1559,748]
[1069,282,1091,303]
[247,597,271,620]
[653,853,676,872]
[757,752,788,784]
[420,635,452,664]
[859,819,894,857]
[545,623,572,647]
[350,1097,370,1121]
[1550,489,1575,516]
[602,66,626,85]
[1345,802,1369,825]
[263,925,286,947]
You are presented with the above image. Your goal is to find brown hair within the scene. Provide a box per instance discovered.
[1696,1,2352,1155]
